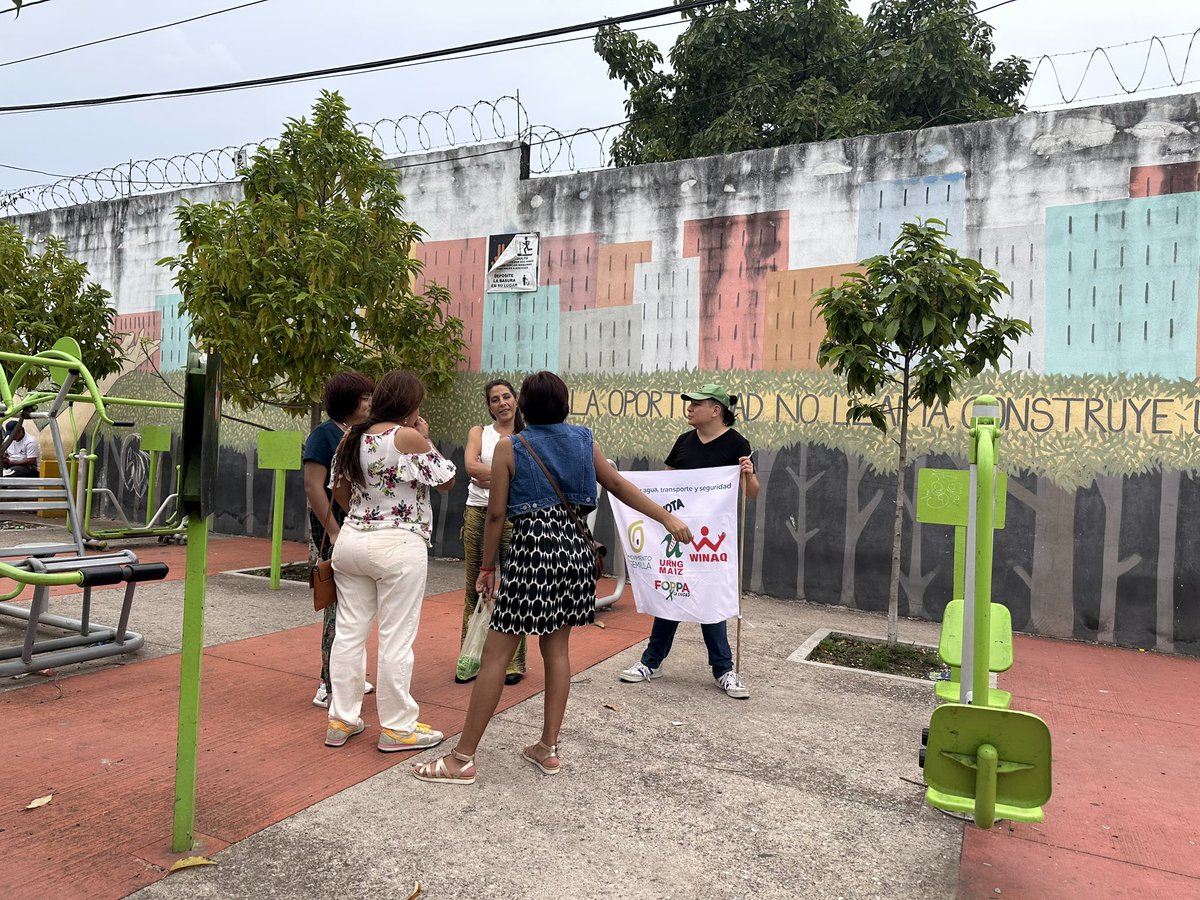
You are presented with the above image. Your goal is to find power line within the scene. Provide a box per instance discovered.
[1,0,54,17]
[0,0,727,115]
[0,0,271,69]
[0,0,1028,200]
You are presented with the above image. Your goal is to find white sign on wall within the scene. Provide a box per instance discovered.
[485,232,540,293]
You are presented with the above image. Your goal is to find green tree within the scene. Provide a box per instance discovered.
[0,221,124,388]
[160,90,465,430]
[814,219,1029,645]
[594,0,1030,166]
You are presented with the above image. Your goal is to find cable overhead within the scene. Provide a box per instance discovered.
[0,0,727,114]
[0,0,271,69]
[1,0,54,17]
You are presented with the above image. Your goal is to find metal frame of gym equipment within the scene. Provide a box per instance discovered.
[0,343,171,674]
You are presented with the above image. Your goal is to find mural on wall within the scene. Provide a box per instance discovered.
[11,94,1200,655]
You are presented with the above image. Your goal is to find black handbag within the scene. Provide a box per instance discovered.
[515,434,607,580]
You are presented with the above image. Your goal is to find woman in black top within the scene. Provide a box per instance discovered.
[620,383,759,699]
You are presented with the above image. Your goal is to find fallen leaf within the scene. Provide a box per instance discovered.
[406,882,422,900]
[593,621,606,629]
[603,703,618,711]
[168,857,217,873]
[25,794,52,810]
[670,721,685,727]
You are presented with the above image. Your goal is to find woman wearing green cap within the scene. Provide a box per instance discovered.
[620,383,759,699]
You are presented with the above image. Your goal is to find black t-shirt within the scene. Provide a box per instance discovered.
[664,428,753,471]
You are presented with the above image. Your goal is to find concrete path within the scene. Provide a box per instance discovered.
[6,517,1195,898]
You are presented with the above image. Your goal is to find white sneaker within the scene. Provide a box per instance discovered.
[716,671,749,700]
[619,662,662,683]
[314,681,374,708]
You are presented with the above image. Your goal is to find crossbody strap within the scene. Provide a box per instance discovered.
[515,433,592,543]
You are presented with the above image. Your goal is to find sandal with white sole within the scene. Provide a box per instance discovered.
[412,749,476,785]
[521,740,560,775]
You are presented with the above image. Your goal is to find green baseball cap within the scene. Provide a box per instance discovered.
[681,383,732,409]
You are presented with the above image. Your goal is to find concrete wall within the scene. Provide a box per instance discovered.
[6,94,1200,655]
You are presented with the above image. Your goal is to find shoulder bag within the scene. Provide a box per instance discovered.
[310,502,338,612]
[515,434,607,580]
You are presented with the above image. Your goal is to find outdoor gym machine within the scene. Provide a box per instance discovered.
[919,395,1053,830]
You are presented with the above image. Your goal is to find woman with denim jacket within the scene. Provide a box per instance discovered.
[414,371,692,784]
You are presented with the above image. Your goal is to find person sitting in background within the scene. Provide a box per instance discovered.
[3,419,40,478]
[302,372,376,709]
[458,379,525,685]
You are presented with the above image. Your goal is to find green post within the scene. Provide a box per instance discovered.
[256,431,304,591]
[141,425,173,527]
[971,396,999,707]
[171,512,209,852]
[171,347,221,854]
[973,742,999,829]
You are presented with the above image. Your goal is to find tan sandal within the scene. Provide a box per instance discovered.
[521,740,560,775]
[412,749,476,785]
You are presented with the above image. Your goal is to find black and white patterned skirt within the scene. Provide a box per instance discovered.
[492,505,597,635]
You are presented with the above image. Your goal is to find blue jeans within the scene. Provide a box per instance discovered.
[640,617,732,678]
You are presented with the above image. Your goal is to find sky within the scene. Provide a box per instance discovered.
[0,0,1198,196]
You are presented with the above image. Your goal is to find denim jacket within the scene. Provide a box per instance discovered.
[508,423,597,516]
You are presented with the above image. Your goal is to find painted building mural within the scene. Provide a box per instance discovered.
[6,93,1200,655]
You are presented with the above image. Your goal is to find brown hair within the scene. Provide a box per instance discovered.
[333,370,426,490]
[518,371,569,425]
[323,371,376,422]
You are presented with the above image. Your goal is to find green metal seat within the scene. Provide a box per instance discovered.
[923,703,1052,828]
[938,598,1014,670]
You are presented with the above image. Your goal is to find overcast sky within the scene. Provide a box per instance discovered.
[1,0,1197,195]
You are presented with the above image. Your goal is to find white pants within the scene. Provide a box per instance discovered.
[329,526,428,732]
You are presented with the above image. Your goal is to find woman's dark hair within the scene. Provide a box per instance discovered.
[323,371,376,422]
[484,378,525,432]
[722,394,739,427]
[333,370,426,489]
[518,371,569,425]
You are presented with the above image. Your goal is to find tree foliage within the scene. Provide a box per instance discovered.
[160,90,465,426]
[814,219,1030,644]
[594,0,1031,166]
[0,221,123,388]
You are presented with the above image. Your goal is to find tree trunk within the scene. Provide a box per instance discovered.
[309,401,322,435]
[784,443,823,601]
[749,448,779,594]
[840,453,883,607]
[1095,475,1142,644]
[888,371,911,647]
[899,454,936,619]
[1009,475,1076,638]
[1156,469,1180,652]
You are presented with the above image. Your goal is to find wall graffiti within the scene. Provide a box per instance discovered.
[8,93,1200,655]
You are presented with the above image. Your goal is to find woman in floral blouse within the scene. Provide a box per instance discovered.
[325,370,456,752]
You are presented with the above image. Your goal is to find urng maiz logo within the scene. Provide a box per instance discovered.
[689,526,728,562]
[660,533,684,558]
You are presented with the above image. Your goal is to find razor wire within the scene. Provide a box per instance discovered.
[0,95,619,215]
[1024,29,1200,107]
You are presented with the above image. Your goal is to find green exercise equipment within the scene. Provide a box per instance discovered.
[920,396,1052,829]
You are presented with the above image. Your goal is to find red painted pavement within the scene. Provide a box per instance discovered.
[0,574,645,900]
[958,634,1200,897]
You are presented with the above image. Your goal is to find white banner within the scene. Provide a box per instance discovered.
[607,467,741,624]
